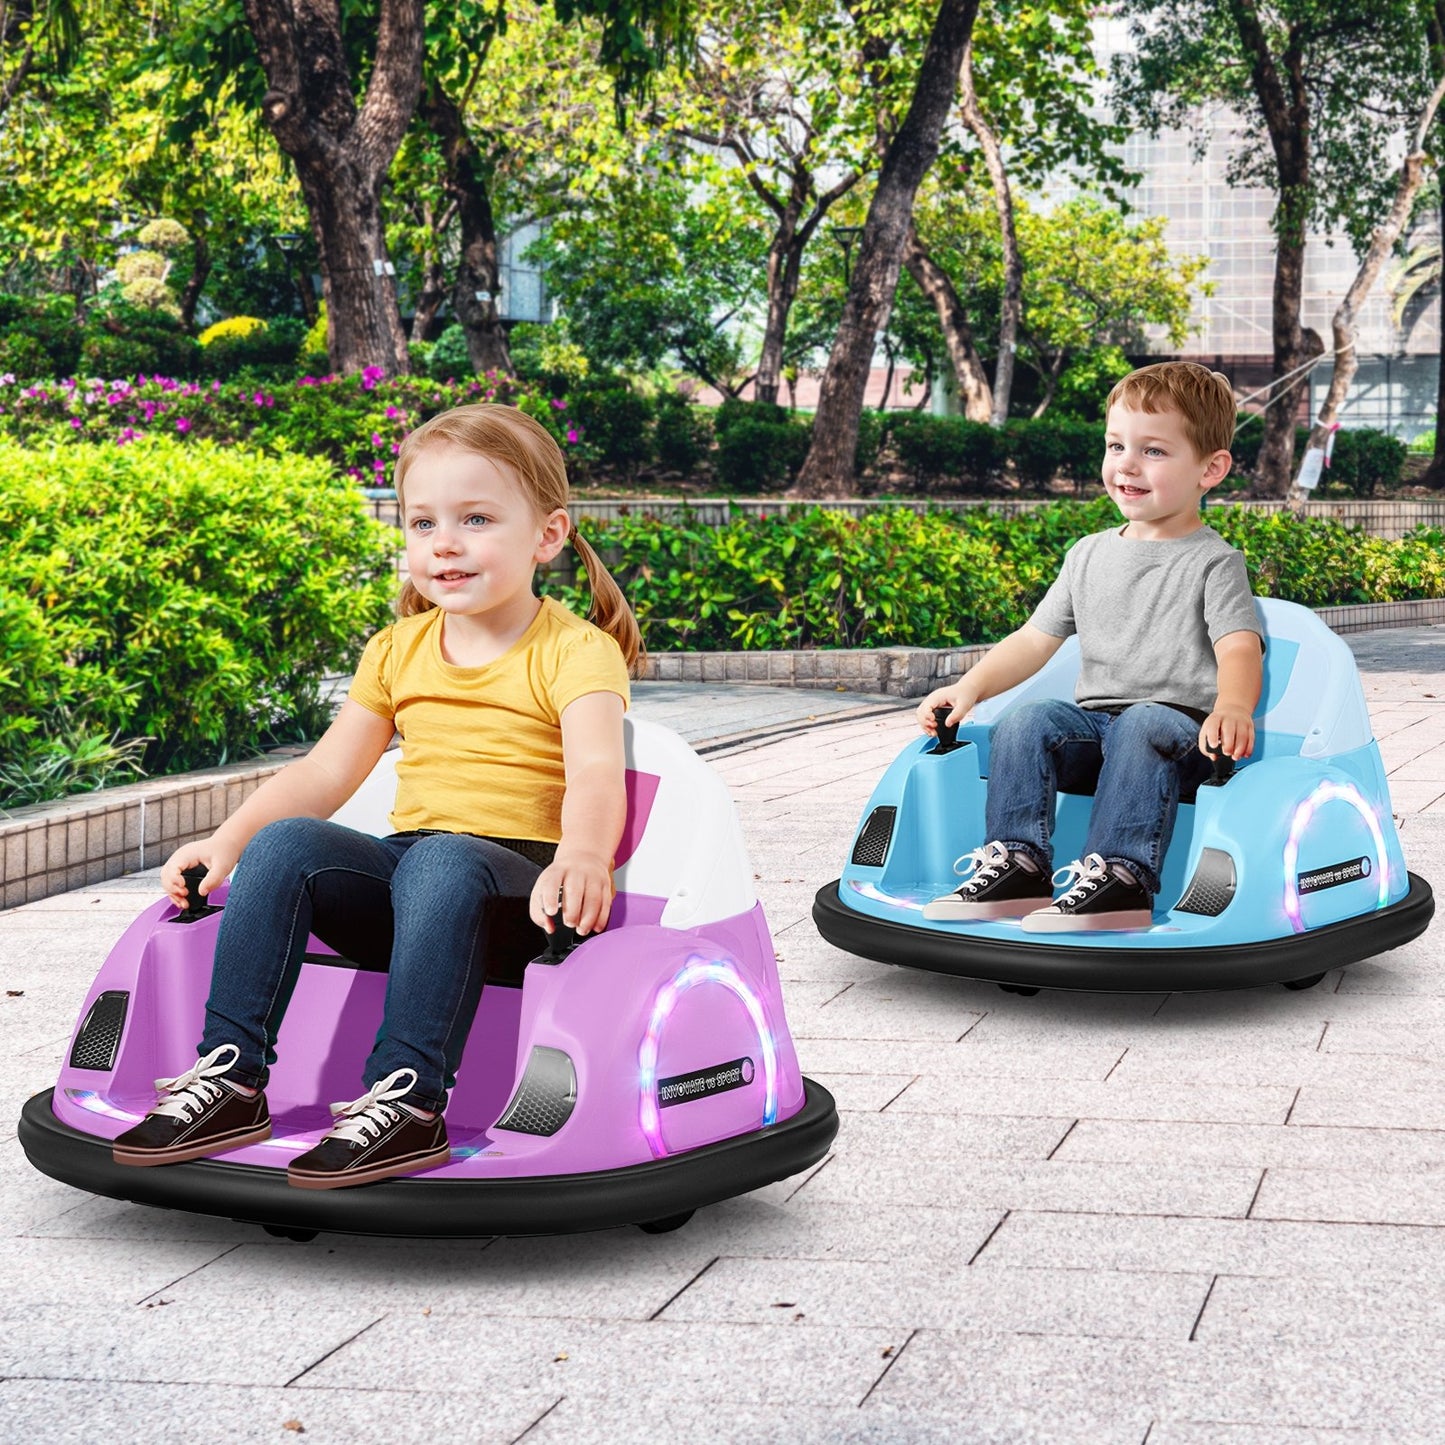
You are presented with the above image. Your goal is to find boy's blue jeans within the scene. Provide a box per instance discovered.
[984,700,1214,896]
[198,818,545,1113]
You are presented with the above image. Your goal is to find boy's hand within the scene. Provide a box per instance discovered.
[1199,708,1255,762]
[916,683,977,732]
[160,838,240,910]
[531,849,614,938]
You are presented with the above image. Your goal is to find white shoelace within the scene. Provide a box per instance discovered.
[1050,853,1111,907]
[323,1068,421,1146]
[150,1043,243,1122]
[951,840,1013,893]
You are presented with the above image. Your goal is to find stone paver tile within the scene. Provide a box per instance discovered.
[1289,1081,1445,1130]
[806,1071,914,1112]
[834,1109,1071,1161]
[0,1234,242,1308]
[155,1235,716,1319]
[1251,1166,1445,1227]
[885,1074,1294,1125]
[1320,1020,1445,1057]
[0,1377,556,1445]
[798,1152,1259,1217]
[1196,1274,1445,1343]
[657,1255,1210,1340]
[0,1302,382,1387]
[23,1193,273,1244]
[789,979,987,1042]
[1054,1117,1445,1173]
[797,1035,1126,1081]
[973,1210,1445,1282]
[957,1004,1324,1052]
[1105,1046,1445,1092]
[1147,1426,1396,1445]
[297,1316,899,1408]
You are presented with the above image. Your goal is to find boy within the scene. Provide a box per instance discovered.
[918,362,1263,931]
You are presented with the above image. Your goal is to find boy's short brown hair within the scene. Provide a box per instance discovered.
[1105,362,1236,459]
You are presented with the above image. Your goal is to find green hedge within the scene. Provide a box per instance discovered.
[542,500,1445,651]
[0,438,397,808]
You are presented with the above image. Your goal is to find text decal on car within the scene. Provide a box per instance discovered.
[657,1057,756,1108]
[1297,856,1372,894]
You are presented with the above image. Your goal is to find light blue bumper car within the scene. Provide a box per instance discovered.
[813,599,1434,993]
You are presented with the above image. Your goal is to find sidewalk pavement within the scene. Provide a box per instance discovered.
[2,627,1443,1443]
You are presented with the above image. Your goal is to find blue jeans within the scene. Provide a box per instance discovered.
[198,818,546,1113]
[984,700,1212,896]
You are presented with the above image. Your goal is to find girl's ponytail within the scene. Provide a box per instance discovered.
[572,527,644,676]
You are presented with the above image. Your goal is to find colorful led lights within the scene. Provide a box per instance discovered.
[638,956,778,1159]
[1282,780,1390,933]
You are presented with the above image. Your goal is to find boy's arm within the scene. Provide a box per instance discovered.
[916,624,1066,732]
[533,689,628,936]
[1200,630,1264,761]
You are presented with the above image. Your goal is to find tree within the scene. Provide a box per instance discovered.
[1113,0,1435,496]
[0,0,79,122]
[791,0,981,499]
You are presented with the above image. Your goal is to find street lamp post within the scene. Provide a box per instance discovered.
[830,225,864,288]
[271,232,316,325]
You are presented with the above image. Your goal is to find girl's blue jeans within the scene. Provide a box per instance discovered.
[984,699,1213,896]
[198,818,545,1113]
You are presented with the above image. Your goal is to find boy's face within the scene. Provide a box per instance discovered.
[1102,403,1232,540]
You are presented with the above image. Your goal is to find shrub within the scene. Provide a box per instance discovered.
[0,293,81,377]
[854,410,889,479]
[427,324,472,381]
[712,416,811,493]
[890,416,1005,490]
[1329,428,1406,498]
[653,392,712,474]
[1004,419,1070,491]
[567,383,656,476]
[300,304,329,373]
[0,437,397,801]
[198,317,305,380]
[79,302,198,379]
[713,397,789,436]
[199,317,266,347]
[1408,428,1435,454]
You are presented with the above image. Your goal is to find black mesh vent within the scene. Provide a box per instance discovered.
[851,806,897,868]
[1174,848,1238,916]
[68,990,130,1071]
[495,1046,577,1136]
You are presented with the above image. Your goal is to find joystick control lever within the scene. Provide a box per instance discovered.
[931,706,963,755]
[534,894,585,965]
[1202,740,1235,787]
[171,865,223,924]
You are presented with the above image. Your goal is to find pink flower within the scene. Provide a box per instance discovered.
[70,417,83,429]
[371,432,383,447]
[566,428,579,444]
[176,417,191,433]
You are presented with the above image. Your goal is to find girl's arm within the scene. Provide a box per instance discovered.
[160,700,397,907]
[531,690,627,936]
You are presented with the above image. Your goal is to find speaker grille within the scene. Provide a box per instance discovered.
[851,806,897,868]
[495,1046,578,1136]
[68,990,130,1071]
[1174,848,1238,917]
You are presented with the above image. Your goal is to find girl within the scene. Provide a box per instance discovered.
[113,404,641,1189]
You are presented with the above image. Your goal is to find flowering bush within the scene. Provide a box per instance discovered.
[198,316,267,347]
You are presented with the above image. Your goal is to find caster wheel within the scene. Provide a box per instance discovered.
[637,1211,694,1235]
[998,984,1040,996]
[262,1224,318,1242]
[1282,973,1327,991]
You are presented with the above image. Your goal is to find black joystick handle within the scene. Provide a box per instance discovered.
[932,705,961,754]
[173,865,221,923]
[544,916,581,960]
[1202,739,1235,787]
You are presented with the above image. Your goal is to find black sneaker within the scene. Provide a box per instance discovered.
[113,1044,271,1166]
[922,841,1052,921]
[1022,854,1154,933]
[287,1069,451,1190]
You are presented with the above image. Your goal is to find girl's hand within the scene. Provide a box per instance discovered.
[531,849,615,937]
[160,838,240,910]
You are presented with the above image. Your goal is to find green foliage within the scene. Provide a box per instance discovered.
[427,324,472,381]
[713,417,812,493]
[567,383,656,476]
[301,303,330,373]
[197,318,305,380]
[653,392,712,474]
[0,437,397,805]
[0,294,81,377]
[1408,428,1435,454]
[1329,429,1408,498]
[891,416,1006,490]
[78,301,199,379]
[543,500,1445,653]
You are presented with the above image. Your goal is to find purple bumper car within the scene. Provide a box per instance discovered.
[20,718,837,1239]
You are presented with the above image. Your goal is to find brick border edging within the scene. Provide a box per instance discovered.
[4,598,1443,909]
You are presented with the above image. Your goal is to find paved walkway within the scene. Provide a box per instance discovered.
[2,627,1444,1442]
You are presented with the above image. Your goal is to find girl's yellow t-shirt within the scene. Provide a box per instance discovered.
[348,598,630,841]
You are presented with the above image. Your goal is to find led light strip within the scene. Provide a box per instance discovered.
[1281,780,1390,934]
[638,956,779,1160]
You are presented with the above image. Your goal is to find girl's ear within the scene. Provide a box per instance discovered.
[535,507,570,563]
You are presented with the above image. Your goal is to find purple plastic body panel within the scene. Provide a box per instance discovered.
[51,887,806,1180]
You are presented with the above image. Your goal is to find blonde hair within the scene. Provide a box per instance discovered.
[392,403,643,674]
[1105,362,1236,459]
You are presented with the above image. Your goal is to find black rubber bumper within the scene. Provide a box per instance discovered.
[813,872,1435,992]
[18,1080,838,1239]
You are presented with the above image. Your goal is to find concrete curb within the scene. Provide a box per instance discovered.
[4,599,1443,910]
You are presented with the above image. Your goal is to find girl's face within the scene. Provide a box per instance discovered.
[401,444,568,623]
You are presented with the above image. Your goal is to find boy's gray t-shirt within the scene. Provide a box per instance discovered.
[1029,525,1262,715]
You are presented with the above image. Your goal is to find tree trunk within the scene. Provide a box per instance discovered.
[754,200,805,406]
[1427,170,1445,488]
[177,231,211,331]
[1298,76,1445,490]
[242,0,423,376]
[902,222,992,421]
[790,0,981,499]
[956,37,1018,426]
[420,82,513,376]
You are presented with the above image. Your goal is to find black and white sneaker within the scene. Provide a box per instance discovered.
[1022,854,1154,933]
[113,1044,271,1166]
[287,1069,450,1190]
[922,841,1052,921]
